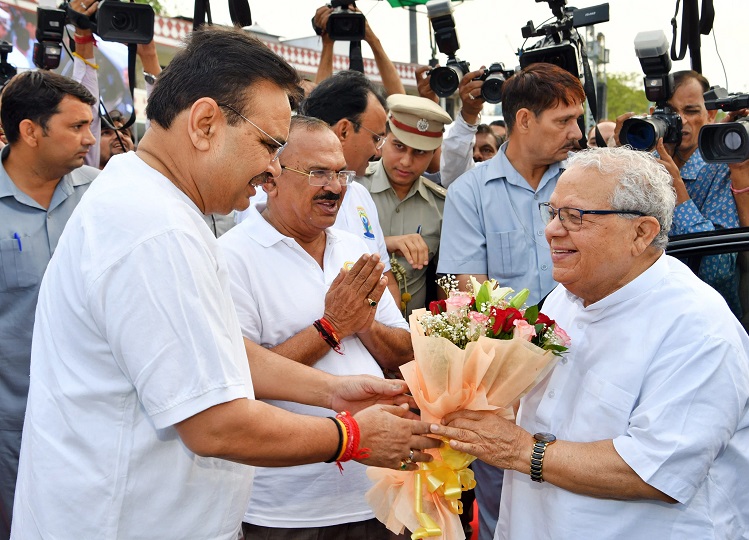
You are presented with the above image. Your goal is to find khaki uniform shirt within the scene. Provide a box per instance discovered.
[359,161,446,317]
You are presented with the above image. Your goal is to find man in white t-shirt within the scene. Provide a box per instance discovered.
[431,147,749,539]
[220,116,413,539]
[11,27,439,540]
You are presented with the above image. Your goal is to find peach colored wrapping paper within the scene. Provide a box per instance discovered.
[366,309,559,539]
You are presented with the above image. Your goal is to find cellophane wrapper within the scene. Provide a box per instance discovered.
[366,308,559,539]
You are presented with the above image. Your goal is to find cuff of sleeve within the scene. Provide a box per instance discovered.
[613,435,696,504]
[455,113,480,132]
[150,383,250,430]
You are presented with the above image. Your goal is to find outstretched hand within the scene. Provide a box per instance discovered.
[329,375,416,415]
[355,403,440,470]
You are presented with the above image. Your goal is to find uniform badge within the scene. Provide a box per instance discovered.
[416,118,430,132]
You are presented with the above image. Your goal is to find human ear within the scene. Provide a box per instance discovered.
[631,216,661,255]
[187,98,221,151]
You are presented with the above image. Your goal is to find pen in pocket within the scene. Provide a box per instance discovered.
[13,232,22,252]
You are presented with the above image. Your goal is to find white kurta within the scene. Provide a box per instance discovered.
[219,205,408,528]
[497,254,749,540]
[12,152,255,540]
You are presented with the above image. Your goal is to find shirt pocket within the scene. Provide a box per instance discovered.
[486,230,528,279]
[0,236,41,291]
[422,234,440,262]
[569,370,637,441]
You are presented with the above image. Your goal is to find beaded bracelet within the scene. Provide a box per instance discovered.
[313,317,343,355]
[334,411,370,472]
[730,182,749,195]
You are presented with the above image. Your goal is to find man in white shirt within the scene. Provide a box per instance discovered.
[220,115,413,539]
[431,146,749,539]
[11,27,439,540]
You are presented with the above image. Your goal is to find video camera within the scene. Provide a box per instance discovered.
[699,86,749,163]
[519,0,608,79]
[0,42,18,90]
[425,0,512,103]
[618,30,682,152]
[34,0,154,70]
[312,0,365,41]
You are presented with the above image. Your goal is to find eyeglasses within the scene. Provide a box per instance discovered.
[281,166,356,186]
[218,103,286,162]
[539,202,646,232]
[350,119,387,150]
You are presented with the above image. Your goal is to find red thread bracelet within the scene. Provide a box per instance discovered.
[730,182,749,195]
[314,317,343,354]
[335,411,370,472]
[73,33,97,45]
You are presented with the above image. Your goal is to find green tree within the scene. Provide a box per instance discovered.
[604,72,651,119]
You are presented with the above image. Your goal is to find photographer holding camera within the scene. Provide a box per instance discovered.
[614,70,743,317]
[312,3,404,96]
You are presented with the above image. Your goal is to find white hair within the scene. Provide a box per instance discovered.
[566,147,676,250]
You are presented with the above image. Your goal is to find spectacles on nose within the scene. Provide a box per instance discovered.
[281,166,356,186]
[539,202,646,232]
[218,103,286,162]
[349,120,387,151]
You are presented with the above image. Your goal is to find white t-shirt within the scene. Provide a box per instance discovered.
[496,254,749,540]
[12,152,255,540]
[235,181,391,272]
[219,206,408,528]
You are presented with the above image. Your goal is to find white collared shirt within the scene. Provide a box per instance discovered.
[497,254,749,540]
[218,206,408,528]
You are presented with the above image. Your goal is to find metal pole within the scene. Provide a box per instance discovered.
[409,7,418,64]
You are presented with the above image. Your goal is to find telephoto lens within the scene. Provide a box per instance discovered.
[619,109,682,151]
[699,121,749,163]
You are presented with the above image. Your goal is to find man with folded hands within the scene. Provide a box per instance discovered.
[219,115,414,539]
[431,146,749,539]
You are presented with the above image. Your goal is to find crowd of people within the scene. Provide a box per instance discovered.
[1,5,748,540]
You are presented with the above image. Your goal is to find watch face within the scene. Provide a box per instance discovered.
[534,432,557,443]
[144,73,156,84]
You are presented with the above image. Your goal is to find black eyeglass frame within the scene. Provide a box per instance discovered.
[539,202,647,230]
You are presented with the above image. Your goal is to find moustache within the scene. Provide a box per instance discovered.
[250,173,271,187]
[313,192,341,202]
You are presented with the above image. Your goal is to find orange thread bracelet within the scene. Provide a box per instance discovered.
[313,317,343,354]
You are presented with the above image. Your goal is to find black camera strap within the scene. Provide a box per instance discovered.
[670,0,714,73]
[348,41,364,73]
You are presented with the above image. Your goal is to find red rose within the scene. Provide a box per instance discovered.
[490,307,524,334]
[536,312,555,329]
[429,300,447,315]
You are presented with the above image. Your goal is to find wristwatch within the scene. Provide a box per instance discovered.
[144,72,158,85]
[530,432,556,483]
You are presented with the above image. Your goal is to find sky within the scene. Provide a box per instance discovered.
[167,0,746,93]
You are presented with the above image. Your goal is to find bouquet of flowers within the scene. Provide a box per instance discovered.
[366,276,569,540]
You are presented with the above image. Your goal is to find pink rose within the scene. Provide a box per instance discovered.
[513,319,537,341]
[468,311,490,325]
[445,293,472,313]
[553,325,571,347]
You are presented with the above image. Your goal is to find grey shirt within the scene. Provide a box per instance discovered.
[0,145,98,430]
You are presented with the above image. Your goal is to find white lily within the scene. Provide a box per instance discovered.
[470,276,514,303]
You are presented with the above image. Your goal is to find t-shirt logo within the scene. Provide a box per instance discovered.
[357,206,376,239]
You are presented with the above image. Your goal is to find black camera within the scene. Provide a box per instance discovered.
[429,57,470,98]
[312,0,365,41]
[699,86,749,163]
[474,62,514,104]
[0,41,17,89]
[33,7,66,69]
[94,0,155,44]
[619,30,682,151]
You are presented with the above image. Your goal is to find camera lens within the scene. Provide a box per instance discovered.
[480,75,504,104]
[111,11,134,31]
[723,129,743,152]
[429,65,462,98]
[699,121,749,163]
[620,117,668,151]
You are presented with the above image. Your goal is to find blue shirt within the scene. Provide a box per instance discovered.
[670,148,741,316]
[437,143,562,305]
[0,146,98,429]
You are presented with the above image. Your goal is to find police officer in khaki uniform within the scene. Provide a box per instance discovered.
[358,94,451,318]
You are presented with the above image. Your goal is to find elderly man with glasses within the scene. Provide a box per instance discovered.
[218,115,414,540]
[431,146,749,540]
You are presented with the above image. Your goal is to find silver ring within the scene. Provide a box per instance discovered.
[468,93,475,100]
[80,1,86,7]
[404,449,414,465]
